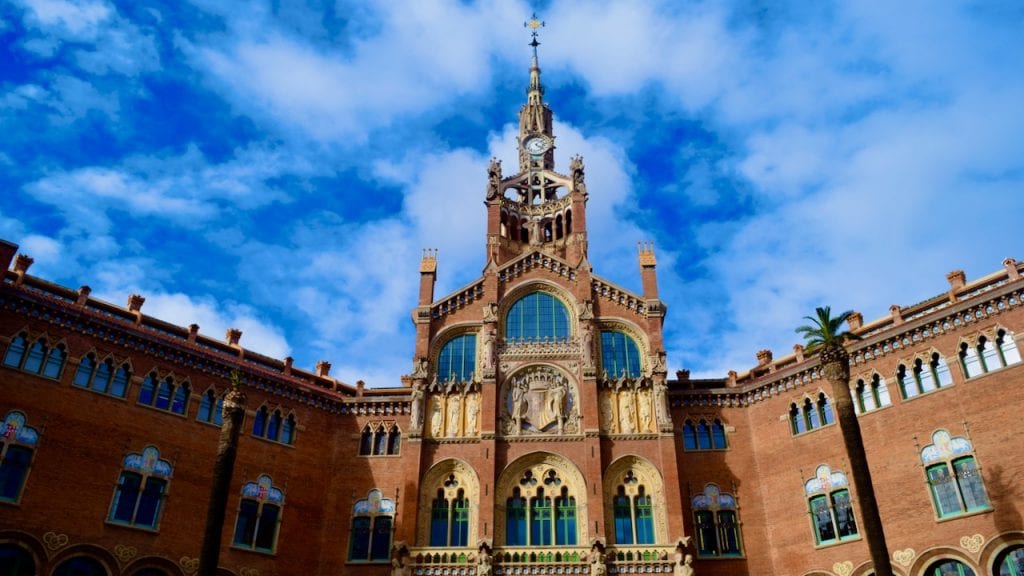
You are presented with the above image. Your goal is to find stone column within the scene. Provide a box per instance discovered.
[198,376,247,576]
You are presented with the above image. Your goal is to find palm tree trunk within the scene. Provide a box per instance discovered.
[821,345,893,576]
[199,385,247,576]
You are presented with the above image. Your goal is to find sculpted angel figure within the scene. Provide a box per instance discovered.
[485,157,502,200]
[409,383,425,431]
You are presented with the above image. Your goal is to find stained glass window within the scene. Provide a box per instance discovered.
[348,489,395,561]
[108,446,172,530]
[804,466,858,545]
[234,474,285,553]
[0,411,39,504]
[506,490,527,546]
[505,293,570,343]
[692,484,742,557]
[921,431,990,519]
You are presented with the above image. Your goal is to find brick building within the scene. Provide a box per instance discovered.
[2,51,1023,576]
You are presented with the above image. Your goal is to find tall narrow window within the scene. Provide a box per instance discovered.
[804,465,858,545]
[430,490,450,546]
[281,414,296,445]
[711,420,727,449]
[697,420,712,449]
[506,488,527,546]
[611,471,657,545]
[373,425,387,455]
[197,389,224,426]
[691,484,743,557]
[233,475,284,553]
[2,333,27,368]
[359,426,373,456]
[2,335,65,378]
[530,488,553,546]
[600,331,642,378]
[253,406,267,437]
[348,489,395,561]
[790,403,806,434]
[387,427,401,455]
[634,486,655,544]
[267,410,282,442]
[109,446,173,530]
[0,411,40,503]
[554,487,577,545]
[921,430,990,519]
[437,334,477,383]
[997,329,1022,366]
[683,420,698,450]
[451,490,470,546]
[613,486,633,545]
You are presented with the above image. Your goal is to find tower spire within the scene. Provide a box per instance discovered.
[520,12,553,171]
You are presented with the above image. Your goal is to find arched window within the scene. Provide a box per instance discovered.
[804,465,858,545]
[507,488,527,546]
[53,556,109,576]
[74,354,131,397]
[281,414,296,445]
[267,410,282,441]
[900,353,952,398]
[197,389,224,426]
[711,419,727,449]
[924,560,975,576]
[253,407,295,445]
[555,214,563,239]
[253,406,268,437]
[921,430,989,518]
[600,331,642,378]
[853,374,891,414]
[691,484,743,557]
[429,480,469,548]
[554,486,577,546]
[387,427,401,455]
[109,446,172,529]
[0,411,40,503]
[233,474,284,553]
[500,212,508,238]
[138,374,188,415]
[962,329,1022,378]
[611,471,655,545]
[359,425,373,455]
[697,420,712,449]
[509,215,519,241]
[437,334,477,383]
[995,544,1024,576]
[3,333,65,379]
[505,468,577,547]
[789,394,833,435]
[348,489,395,562]
[0,543,35,576]
[373,425,387,455]
[565,209,572,234]
[505,292,570,343]
[682,420,697,450]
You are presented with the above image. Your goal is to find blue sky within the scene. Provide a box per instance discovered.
[2,0,1023,386]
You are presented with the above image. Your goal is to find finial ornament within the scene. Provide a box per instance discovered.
[524,12,545,55]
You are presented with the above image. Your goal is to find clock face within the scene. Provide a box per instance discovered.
[524,136,550,155]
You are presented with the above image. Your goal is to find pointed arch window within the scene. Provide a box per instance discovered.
[429,479,470,548]
[505,468,577,547]
[682,419,727,451]
[961,329,1022,378]
[0,411,40,503]
[138,374,188,415]
[505,292,570,343]
[691,484,743,557]
[73,354,131,398]
[253,407,296,446]
[611,471,655,545]
[600,331,642,378]
[898,353,952,398]
[804,465,858,545]
[921,430,990,518]
[358,422,400,456]
[348,489,395,562]
[554,486,577,545]
[109,446,172,530]
[233,474,284,553]
[506,488,528,546]
[437,334,477,383]
[853,374,891,414]
[789,394,834,435]
[197,389,224,426]
[3,333,65,379]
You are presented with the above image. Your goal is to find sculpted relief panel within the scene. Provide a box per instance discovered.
[500,365,579,436]
[598,375,671,434]
[423,380,481,440]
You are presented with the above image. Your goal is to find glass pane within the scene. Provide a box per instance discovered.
[370,516,392,560]
[23,341,45,373]
[928,465,964,517]
[998,545,1024,576]
[198,393,213,422]
[349,516,371,560]
[980,337,1002,370]
[112,473,142,523]
[718,510,741,555]
[214,398,225,426]
[634,495,655,544]
[111,366,130,398]
[613,494,633,544]
[953,458,989,511]
[74,356,95,387]
[387,429,400,454]
[917,360,936,392]
[255,504,279,551]
[268,412,282,442]
[430,498,449,546]
[695,510,717,556]
[999,332,1023,365]
[505,293,569,343]
[438,335,477,382]
[810,495,836,543]
[600,331,641,378]
[928,560,976,576]
[281,414,293,443]
[820,398,834,425]
[831,490,858,538]
[359,430,372,455]
[3,336,26,367]
[234,499,259,546]
[876,378,891,406]
[711,421,727,449]
[0,446,33,501]
[806,402,820,429]
[155,381,173,410]
[43,346,64,378]
[452,499,470,546]
[554,496,576,546]
[134,478,165,527]
[93,361,111,393]
[683,423,697,450]
[961,346,982,378]
[171,385,188,414]
[253,409,267,437]
[374,430,387,455]
[507,497,527,546]
[138,375,156,405]
[530,495,552,546]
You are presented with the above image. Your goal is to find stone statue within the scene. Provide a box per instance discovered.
[578,299,594,320]
[391,549,412,576]
[619,389,636,433]
[581,323,594,368]
[481,326,496,372]
[673,553,694,576]
[511,379,527,433]
[548,377,567,432]
[599,393,614,432]
[477,544,493,576]
[482,303,498,323]
[486,157,502,200]
[430,397,443,437]
[466,393,479,435]
[447,395,461,437]
[639,388,653,432]
[410,383,425,431]
[590,550,607,576]
[570,155,586,194]
[654,377,671,425]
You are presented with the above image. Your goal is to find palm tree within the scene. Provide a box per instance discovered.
[797,307,893,576]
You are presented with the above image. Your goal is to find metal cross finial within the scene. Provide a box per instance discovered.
[524,12,545,56]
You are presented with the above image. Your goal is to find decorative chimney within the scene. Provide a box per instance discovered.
[0,240,17,272]
[889,304,903,325]
[76,286,92,307]
[847,311,863,331]
[13,254,33,285]
[316,361,331,378]
[188,324,199,342]
[1004,258,1020,280]
[128,294,146,312]
[946,269,966,291]
[283,356,293,376]
[756,349,773,366]
[793,343,805,362]
[226,328,242,347]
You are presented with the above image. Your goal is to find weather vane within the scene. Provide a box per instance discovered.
[524,12,545,56]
